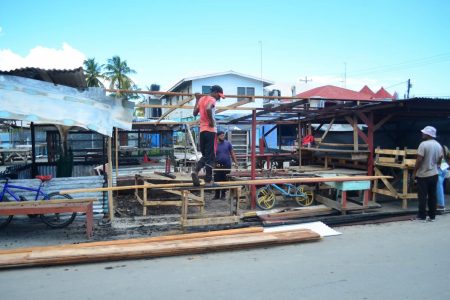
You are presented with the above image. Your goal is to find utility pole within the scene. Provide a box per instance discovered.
[406,79,412,99]
[299,76,312,84]
[344,62,347,88]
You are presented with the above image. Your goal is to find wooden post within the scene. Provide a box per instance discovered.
[186,124,198,162]
[107,137,114,221]
[353,116,359,151]
[114,127,119,187]
[298,115,302,170]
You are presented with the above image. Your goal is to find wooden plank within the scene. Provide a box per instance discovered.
[371,187,398,198]
[378,157,396,163]
[315,194,342,211]
[182,215,240,227]
[157,96,194,123]
[139,104,261,111]
[0,230,320,268]
[146,200,203,206]
[374,149,406,155]
[374,168,399,196]
[216,97,255,114]
[0,198,95,207]
[0,227,264,255]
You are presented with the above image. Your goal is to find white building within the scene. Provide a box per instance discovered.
[162,71,273,121]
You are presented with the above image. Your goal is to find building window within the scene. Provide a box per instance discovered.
[237,87,255,101]
[202,86,211,94]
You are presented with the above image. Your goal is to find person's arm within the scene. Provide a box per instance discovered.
[206,102,215,128]
[193,93,201,117]
[230,149,238,165]
[413,155,423,179]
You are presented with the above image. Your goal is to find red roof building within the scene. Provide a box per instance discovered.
[373,87,393,99]
[359,85,375,97]
[296,85,373,101]
[296,85,394,102]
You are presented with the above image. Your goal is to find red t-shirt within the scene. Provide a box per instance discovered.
[198,95,216,132]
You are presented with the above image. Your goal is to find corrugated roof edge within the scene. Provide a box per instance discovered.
[0,67,87,89]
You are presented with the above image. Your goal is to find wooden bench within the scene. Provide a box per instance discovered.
[0,198,95,239]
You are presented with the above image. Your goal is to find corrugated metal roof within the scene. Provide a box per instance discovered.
[0,67,87,89]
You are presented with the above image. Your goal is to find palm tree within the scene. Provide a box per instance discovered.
[103,56,137,98]
[83,58,104,88]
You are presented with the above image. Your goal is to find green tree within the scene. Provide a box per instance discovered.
[103,56,137,99]
[83,58,105,87]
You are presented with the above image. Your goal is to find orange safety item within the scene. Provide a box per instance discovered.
[302,134,315,146]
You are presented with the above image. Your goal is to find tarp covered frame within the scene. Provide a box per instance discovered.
[0,74,134,136]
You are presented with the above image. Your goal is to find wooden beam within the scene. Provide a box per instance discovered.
[320,118,335,142]
[157,96,194,124]
[216,96,255,114]
[105,89,307,100]
[0,230,320,268]
[60,175,391,194]
[137,104,261,111]
[374,114,394,131]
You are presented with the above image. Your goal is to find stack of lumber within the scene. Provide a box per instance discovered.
[256,205,337,224]
[0,227,320,269]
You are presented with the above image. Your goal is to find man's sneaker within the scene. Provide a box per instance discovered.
[414,217,427,223]
[204,182,219,188]
[191,172,200,186]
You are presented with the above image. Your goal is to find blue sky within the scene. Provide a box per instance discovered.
[1,0,450,98]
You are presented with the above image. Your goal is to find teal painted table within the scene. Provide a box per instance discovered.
[319,174,371,212]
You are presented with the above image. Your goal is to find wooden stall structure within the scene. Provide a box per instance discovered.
[134,173,204,216]
[371,147,418,209]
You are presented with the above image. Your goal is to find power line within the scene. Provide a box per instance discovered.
[349,52,450,76]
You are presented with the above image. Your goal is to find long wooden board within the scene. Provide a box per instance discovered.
[0,229,320,268]
[60,175,391,194]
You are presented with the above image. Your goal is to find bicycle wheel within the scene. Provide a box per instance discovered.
[293,186,314,207]
[0,195,13,229]
[256,185,276,210]
[40,192,77,228]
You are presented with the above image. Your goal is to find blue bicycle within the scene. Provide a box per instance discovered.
[0,175,75,229]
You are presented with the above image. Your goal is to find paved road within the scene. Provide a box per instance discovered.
[1,215,449,300]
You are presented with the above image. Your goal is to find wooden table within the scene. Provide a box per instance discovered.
[315,174,372,214]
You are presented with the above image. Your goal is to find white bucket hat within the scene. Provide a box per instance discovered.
[421,126,436,138]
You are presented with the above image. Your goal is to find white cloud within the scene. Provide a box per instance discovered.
[0,43,86,71]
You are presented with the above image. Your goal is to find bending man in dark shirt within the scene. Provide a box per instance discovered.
[214,131,238,199]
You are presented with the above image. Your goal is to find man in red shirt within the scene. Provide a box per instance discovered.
[191,85,225,186]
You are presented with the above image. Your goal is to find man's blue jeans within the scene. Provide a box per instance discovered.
[437,168,446,208]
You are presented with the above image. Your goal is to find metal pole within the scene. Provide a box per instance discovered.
[250,110,257,209]
[297,114,302,171]
[30,122,38,177]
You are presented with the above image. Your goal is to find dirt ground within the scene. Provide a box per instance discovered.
[0,188,254,249]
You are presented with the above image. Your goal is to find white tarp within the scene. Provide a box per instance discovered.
[0,75,134,136]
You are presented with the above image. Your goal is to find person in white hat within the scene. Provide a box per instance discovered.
[412,126,443,221]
